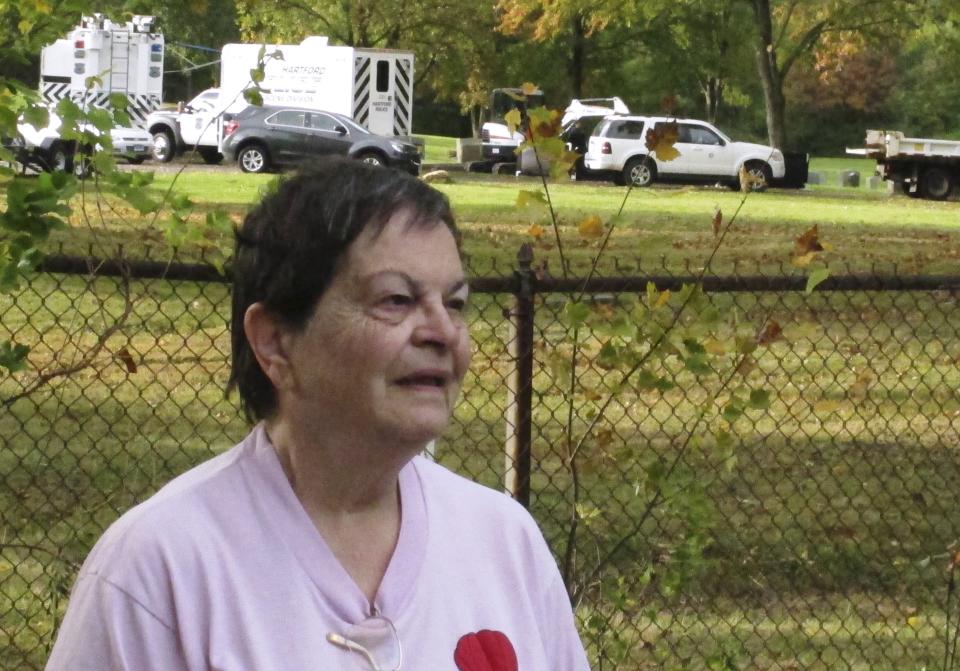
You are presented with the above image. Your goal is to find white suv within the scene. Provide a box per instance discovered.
[584,115,785,189]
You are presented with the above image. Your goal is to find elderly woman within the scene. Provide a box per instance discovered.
[47,158,589,670]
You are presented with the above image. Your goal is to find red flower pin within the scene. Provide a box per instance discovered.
[454,630,518,671]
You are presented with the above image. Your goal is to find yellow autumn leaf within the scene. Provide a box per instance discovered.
[504,108,522,136]
[906,615,920,627]
[527,223,545,240]
[578,215,604,239]
[521,81,539,95]
[655,289,671,309]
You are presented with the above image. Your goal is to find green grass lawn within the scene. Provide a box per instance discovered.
[41,167,960,279]
[415,133,458,164]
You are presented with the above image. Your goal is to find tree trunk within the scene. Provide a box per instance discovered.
[568,13,585,99]
[702,77,724,123]
[750,0,786,148]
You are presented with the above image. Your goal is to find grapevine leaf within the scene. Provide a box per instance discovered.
[748,389,770,410]
[806,264,830,294]
[243,88,263,106]
[0,341,29,373]
[565,300,590,327]
[516,189,546,208]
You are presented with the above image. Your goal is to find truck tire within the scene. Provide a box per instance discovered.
[46,143,73,173]
[622,156,656,187]
[198,146,223,165]
[151,129,175,163]
[238,144,269,173]
[919,167,953,200]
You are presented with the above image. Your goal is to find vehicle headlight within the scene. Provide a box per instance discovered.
[390,141,407,153]
[771,149,784,163]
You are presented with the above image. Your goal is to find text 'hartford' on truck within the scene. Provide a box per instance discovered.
[146,36,415,163]
[848,129,960,200]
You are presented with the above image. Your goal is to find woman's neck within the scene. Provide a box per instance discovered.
[263,417,412,603]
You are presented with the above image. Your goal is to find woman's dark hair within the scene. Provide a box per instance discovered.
[227,157,457,421]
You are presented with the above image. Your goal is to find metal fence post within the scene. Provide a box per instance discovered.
[504,243,535,508]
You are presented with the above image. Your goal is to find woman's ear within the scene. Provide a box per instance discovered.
[244,303,296,391]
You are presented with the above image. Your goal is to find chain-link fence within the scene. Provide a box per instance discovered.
[2,249,959,670]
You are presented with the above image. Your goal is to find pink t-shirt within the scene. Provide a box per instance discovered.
[46,425,590,670]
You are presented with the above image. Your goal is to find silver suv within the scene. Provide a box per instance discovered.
[584,115,785,189]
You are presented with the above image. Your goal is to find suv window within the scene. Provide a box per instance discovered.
[307,113,343,132]
[603,119,646,139]
[679,124,723,146]
[269,111,308,128]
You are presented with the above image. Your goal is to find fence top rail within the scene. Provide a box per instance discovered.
[33,254,960,294]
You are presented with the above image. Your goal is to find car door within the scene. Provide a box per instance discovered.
[676,123,729,176]
[264,110,310,165]
[304,112,354,158]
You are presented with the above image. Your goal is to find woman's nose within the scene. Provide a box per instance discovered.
[414,300,461,349]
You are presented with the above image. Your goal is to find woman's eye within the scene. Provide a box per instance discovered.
[446,297,467,312]
[383,294,414,307]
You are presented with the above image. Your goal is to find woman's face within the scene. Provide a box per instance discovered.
[279,210,471,447]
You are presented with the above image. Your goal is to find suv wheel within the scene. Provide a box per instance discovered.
[741,161,772,192]
[238,144,269,173]
[356,151,385,167]
[152,130,175,163]
[623,157,655,187]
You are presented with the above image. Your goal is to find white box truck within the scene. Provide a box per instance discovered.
[40,13,164,127]
[146,36,414,163]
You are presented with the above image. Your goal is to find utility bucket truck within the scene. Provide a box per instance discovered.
[146,36,415,163]
[848,129,960,200]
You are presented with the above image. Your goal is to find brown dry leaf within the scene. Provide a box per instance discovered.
[712,208,722,238]
[848,370,874,400]
[645,121,680,161]
[757,320,783,346]
[578,215,604,239]
[795,225,825,256]
[596,427,614,449]
[583,386,603,401]
[117,346,137,374]
[736,356,757,376]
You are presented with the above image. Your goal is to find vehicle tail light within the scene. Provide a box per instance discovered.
[602,141,611,154]
[223,120,239,137]
[74,40,85,48]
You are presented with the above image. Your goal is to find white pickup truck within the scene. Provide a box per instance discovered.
[848,129,960,200]
[146,88,223,164]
